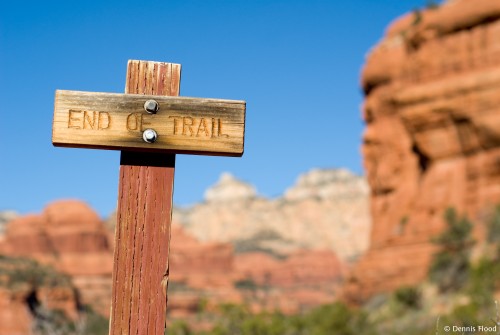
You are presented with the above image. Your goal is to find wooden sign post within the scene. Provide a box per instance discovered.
[52,60,245,334]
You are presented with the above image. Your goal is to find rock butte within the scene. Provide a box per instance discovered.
[343,0,500,304]
[174,169,371,262]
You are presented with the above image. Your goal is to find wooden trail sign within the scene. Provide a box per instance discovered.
[51,60,246,334]
[53,89,245,156]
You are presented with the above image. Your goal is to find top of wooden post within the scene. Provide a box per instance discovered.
[126,60,181,97]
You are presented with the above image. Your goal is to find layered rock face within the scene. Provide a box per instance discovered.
[345,0,500,303]
[0,287,33,335]
[175,169,371,262]
[234,250,344,313]
[0,286,78,335]
[0,200,114,315]
[236,250,343,288]
[0,256,79,335]
[136,223,343,319]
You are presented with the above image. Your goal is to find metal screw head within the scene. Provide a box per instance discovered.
[143,129,158,143]
[144,100,159,114]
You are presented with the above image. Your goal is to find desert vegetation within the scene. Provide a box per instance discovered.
[0,256,72,289]
[0,255,109,335]
[32,306,108,335]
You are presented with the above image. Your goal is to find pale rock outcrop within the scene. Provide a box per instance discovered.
[0,211,17,236]
[204,172,257,203]
[175,169,371,262]
[285,168,369,201]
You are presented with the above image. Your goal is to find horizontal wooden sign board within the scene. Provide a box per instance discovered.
[52,90,246,156]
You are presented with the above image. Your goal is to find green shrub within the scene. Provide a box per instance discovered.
[211,303,251,335]
[166,320,193,335]
[0,255,72,289]
[234,278,258,291]
[487,205,500,244]
[412,10,422,26]
[198,302,373,335]
[168,281,192,292]
[80,307,109,335]
[426,0,440,10]
[428,208,474,292]
[33,305,108,335]
[303,302,373,335]
[393,286,421,309]
[467,256,500,309]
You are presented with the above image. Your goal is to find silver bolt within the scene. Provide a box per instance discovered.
[143,129,158,143]
[144,100,159,114]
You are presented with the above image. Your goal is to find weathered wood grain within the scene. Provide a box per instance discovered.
[109,60,179,335]
[52,90,245,156]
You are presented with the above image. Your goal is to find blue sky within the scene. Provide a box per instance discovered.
[0,0,434,217]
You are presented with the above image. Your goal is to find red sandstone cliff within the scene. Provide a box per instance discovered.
[0,200,114,316]
[344,0,500,303]
[0,256,79,335]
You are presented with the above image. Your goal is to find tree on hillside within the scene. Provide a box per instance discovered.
[428,208,475,292]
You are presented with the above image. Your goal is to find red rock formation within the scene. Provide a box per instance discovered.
[234,250,343,313]
[236,250,343,287]
[0,288,33,335]
[0,199,346,328]
[170,224,235,289]
[0,200,114,315]
[345,0,500,303]
[0,285,78,335]
[0,256,79,335]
